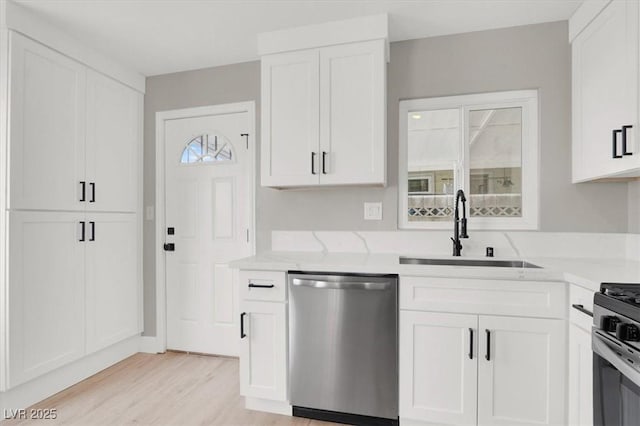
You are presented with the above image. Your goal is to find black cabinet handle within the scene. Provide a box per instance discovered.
[79,221,85,242]
[572,304,593,317]
[79,181,86,202]
[322,151,327,174]
[89,221,95,241]
[89,182,95,203]
[613,129,623,158]
[311,152,317,175]
[248,283,275,289]
[469,328,474,360]
[622,125,633,155]
[240,312,247,338]
[485,329,491,361]
[163,243,175,252]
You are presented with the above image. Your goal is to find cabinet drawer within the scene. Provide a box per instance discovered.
[239,270,286,302]
[569,284,595,331]
[400,276,566,319]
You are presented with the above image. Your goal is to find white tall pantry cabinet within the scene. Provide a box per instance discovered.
[0,1,144,404]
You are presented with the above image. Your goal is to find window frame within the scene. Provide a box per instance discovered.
[398,90,539,230]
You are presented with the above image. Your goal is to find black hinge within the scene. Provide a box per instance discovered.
[163,243,175,252]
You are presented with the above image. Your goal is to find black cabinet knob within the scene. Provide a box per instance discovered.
[602,315,621,333]
[616,323,640,342]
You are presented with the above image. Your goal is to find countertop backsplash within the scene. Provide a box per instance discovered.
[271,230,639,261]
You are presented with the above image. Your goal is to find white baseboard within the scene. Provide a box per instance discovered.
[0,335,140,414]
[245,397,291,416]
[138,336,164,354]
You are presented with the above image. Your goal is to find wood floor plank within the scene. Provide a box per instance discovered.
[4,353,339,426]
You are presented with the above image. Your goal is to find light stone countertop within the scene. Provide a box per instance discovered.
[230,251,640,292]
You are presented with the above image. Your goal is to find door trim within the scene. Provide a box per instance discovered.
[154,101,256,352]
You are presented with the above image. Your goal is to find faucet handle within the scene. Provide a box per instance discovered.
[460,218,469,238]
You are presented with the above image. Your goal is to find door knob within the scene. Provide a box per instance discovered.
[163,243,175,252]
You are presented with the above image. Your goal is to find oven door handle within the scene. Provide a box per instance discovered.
[593,330,640,388]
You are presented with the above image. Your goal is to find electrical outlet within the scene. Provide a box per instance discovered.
[364,202,383,220]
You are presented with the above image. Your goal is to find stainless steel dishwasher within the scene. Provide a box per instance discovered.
[289,272,398,425]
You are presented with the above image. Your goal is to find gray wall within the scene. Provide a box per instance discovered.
[143,62,260,335]
[630,181,640,234]
[143,21,630,335]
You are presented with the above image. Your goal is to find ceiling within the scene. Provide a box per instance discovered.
[12,0,583,77]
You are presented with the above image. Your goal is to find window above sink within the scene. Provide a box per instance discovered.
[398,90,539,230]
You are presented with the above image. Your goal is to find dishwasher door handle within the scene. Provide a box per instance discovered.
[291,278,391,291]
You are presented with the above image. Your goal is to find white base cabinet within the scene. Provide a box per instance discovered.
[85,213,139,353]
[477,316,566,426]
[8,211,139,388]
[239,300,287,402]
[401,312,565,426]
[400,276,567,426]
[400,311,478,425]
[8,211,86,387]
[568,324,593,426]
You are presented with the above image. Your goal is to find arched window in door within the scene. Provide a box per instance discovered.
[180,133,234,164]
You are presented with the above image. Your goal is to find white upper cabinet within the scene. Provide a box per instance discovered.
[86,70,141,212]
[260,15,388,188]
[9,32,140,212]
[9,32,86,211]
[261,49,320,187]
[572,0,640,181]
[319,40,386,185]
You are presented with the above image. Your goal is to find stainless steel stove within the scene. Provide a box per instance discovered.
[593,283,640,426]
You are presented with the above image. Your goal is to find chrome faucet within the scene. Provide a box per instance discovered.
[451,189,469,256]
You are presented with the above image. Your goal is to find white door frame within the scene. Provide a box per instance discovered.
[154,101,256,352]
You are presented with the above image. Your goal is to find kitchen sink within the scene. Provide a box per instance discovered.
[399,257,542,269]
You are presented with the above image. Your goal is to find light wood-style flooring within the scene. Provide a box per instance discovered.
[6,352,338,426]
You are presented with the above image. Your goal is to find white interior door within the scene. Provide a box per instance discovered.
[164,108,252,356]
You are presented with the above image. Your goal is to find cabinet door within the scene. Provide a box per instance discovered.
[8,211,85,388]
[9,32,86,211]
[319,40,386,185]
[572,0,640,181]
[86,70,140,212]
[478,316,566,426]
[85,213,140,353]
[261,50,320,187]
[239,301,287,401]
[400,311,478,425]
[569,324,593,426]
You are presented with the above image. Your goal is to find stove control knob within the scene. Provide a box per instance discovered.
[616,323,640,342]
[602,316,621,333]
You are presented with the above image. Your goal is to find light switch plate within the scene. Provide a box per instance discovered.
[364,202,383,220]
